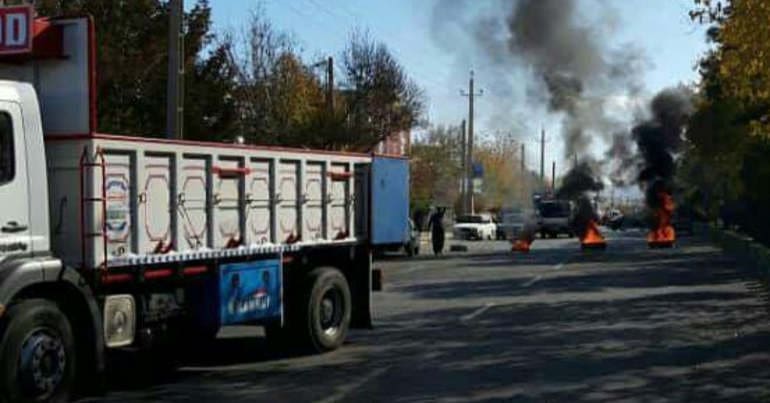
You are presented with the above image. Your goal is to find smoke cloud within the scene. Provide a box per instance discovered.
[430,0,646,158]
[631,87,693,208]
[556,161,604,237]
[556,161,604,201]
[605,131,638,187]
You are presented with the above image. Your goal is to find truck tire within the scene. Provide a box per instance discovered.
[0,299,76,403]
[300,267,352,353]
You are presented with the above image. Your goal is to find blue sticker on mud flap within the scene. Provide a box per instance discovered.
[219,260,282,325]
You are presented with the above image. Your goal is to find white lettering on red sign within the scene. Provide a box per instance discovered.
[0,6,32,55]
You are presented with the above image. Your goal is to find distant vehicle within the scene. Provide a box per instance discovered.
[605,209,624,231]
[453,214,497,240]
[537,200,573,238]
[374,218,420,257]
[404,219,420,256]
[496,209,529,240]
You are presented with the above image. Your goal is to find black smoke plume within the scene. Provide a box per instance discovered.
[556,161,604,237]
[556,161,604,200]
[430,0,645,157]
[605,131,638,187]
[631,88,693,208]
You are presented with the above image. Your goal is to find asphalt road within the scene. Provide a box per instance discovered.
[80,229,770,402]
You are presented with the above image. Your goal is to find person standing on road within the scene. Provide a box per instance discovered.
[429,207,446,255]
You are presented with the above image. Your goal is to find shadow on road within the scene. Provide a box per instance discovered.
[82,236,770,402]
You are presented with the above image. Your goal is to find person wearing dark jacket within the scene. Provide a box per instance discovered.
[429,207,446,255]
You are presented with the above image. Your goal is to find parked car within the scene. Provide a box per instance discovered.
[404,219,420,256]
[375,218,420,257]
[453,214,497,240]
[537,200,573,238]
[604,209,624,231]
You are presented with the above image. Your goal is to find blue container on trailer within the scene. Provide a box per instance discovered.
[370,156,410,245]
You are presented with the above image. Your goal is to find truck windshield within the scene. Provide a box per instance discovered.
[0,112,12,184]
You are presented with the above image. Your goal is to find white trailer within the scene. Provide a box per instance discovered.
[0,10,410,402]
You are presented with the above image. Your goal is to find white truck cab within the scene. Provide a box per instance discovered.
[0,81,50,258]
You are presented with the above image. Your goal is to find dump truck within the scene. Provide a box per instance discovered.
[0,8,409,401]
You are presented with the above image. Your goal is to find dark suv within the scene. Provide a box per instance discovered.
[537,200,574,238]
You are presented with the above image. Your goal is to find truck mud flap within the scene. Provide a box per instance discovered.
[350,249,373,329]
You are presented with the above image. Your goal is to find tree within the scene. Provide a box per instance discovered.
[35,0,238,140]
[472,133,527,212]
[691,0,770,138]
[226,9,330,147]
[341,30,424,151]
[410,125,463,212]
[681,0,770,244]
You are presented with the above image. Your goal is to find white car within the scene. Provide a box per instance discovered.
[453,214,497,240]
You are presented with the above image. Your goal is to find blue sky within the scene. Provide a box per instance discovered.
[202,0,710,176]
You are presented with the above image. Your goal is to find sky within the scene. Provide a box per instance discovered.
[202,0,710,180]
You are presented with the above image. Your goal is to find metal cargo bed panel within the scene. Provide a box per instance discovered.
[45,134,370,270]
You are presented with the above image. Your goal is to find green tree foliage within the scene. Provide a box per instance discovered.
[683,0,770,244]
[35,0,237,140]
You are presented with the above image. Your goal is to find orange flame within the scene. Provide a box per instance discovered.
[648,192,676,247]
[512,238,532,253]
[581,219,606,249]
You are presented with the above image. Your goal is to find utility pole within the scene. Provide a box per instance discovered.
[167,0,184,139]
[552,161,556,192]
[460,70,483,214]
[326,56,334,114]
[533,127,551,191]
[539,128,545,184]
[520,143,525,173]
[460,120,467,214]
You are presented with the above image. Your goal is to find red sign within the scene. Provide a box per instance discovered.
[0,6,32,55]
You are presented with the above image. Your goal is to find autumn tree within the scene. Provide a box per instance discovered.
[225,10,328,146]
[682,0,770,243]
[340,30,424,151]
[473,133,528,212]
[410,125,464,214]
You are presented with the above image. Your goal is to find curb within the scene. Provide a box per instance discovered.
[694,222,770,281]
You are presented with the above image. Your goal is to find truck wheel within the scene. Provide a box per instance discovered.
[301,267,352,353]
[0,299,76,403]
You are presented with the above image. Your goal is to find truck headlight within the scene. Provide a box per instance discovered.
[104,294,136,348]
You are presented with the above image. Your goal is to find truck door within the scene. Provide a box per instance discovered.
[0,102,30,257]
